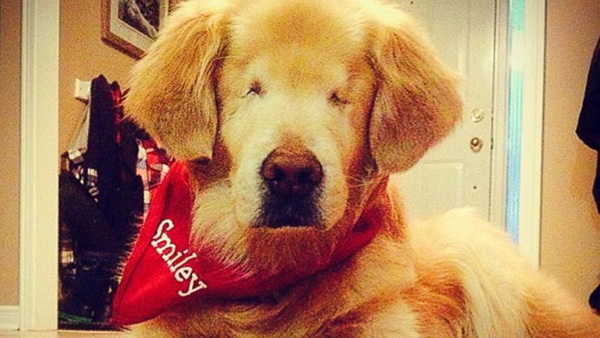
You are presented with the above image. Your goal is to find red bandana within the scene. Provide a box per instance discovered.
[111,162,383,326]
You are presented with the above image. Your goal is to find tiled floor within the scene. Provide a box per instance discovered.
[0,331,127,337]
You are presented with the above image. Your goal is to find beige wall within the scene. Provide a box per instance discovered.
[60,0,137,152]
[541,0,600,303]
[0,0,22,307]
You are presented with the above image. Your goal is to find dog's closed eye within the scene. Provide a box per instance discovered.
[328,90,349,106]
[246,81,263,97]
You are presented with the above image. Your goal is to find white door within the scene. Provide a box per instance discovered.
[391,0,496,221]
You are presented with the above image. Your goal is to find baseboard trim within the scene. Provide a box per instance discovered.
[0,306,20,331]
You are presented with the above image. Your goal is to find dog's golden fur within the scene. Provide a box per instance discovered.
[125,0,600,336]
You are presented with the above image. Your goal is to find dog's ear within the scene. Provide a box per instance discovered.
[368,10,462,173]
[125,2,229,161]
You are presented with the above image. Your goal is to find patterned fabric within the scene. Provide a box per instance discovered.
[136,138,172,219]
[69,162,100,201]
[59,76,171,325]
[65,99,98,200]
[67,125,171,220]
[67,148,86,165]
[62,75,171,255]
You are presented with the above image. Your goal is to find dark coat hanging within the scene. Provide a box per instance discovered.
[576,36,600,213]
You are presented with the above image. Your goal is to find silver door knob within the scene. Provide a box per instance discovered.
[470,137,483,152]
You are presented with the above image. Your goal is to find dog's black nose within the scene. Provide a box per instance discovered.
[261,147,323,197]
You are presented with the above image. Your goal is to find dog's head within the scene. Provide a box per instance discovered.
[126,0,461,271]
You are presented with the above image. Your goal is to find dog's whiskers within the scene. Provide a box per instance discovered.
[215,54,240,62]
[204,178,232,190]
[344,175,369,189]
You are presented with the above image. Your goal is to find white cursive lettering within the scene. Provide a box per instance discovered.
[150,219,208,297]
[178,273,208,297]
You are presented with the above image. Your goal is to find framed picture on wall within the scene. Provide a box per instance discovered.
[102,0,176,59]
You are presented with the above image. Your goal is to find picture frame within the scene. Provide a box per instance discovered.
[101,0,172,59]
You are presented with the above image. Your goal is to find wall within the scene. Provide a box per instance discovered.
[0,0,22,307]
[60,0,137,153]
[541,0,600,303]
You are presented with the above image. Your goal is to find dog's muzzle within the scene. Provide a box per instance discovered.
[257,147,323,228]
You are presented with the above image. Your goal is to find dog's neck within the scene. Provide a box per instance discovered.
[236,175,405,303]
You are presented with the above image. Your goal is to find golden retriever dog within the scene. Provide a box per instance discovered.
[123,0,600,336]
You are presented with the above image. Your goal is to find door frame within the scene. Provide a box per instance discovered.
[513,0,545,268]
[17,0,545,330]
[19,0,60,331]
[490,0,545,268]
